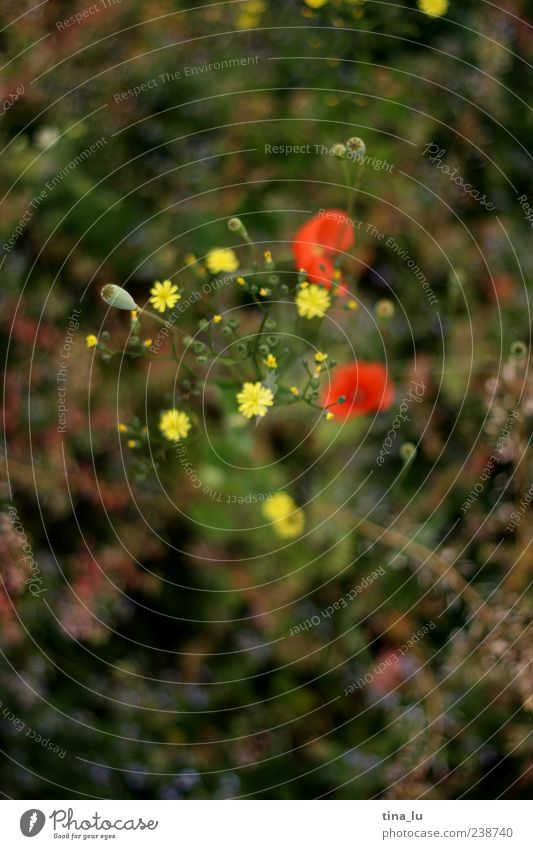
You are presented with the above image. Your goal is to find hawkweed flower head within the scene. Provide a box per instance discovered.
[264,354,277,369]
[159,409,191,441]
[263,493,305,539]
[150,280,181,313]
[418,0,448,16]
[101,284,138,311]
[237,382,274,419]
[86,334,98,348]
[206,248,239,274]
[296,284,331,320]
[212,314,223,324]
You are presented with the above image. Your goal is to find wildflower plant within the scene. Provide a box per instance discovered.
[92,147,402,537]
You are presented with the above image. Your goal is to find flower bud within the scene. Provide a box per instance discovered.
[101,284,138,311]
[228,217,244,233]
[510,341,527,360]
[400,442,417,464]
[375,298,395,320]
[332,143,346,159]
[265,319,277,330]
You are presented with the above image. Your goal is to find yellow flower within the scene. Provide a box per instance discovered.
[264,354,277,369]
[130,310,138,320]
[237,382,274,419]
[290,386,300,397]
[159,409,191,441]
[236,276,246,286]
[263,493,305,539]
[296,284,331,320]
[303,0,328,8]
[326,411,335,421]
[259,287,271,297]
[347,299,359,311]
[418,0,448,16]
[206,248,239,274]
[212,314,222,324]
[143,339,152,348]
[150,280,181,313]
[118,423,128,433]
[263,250,272,263]
[86,334,98,348]
[127,439,138,449]
[299,280,309,289]
[314,351,328,363]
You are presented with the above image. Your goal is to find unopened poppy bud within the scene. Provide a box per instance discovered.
[101,284,138,311]
[263,250,275,270]
[198,318,209,330]
[196,355,207,365]
[265,319,277,330]
[194,341,206,354]
[258,344,269,356]
[346,137,366,160]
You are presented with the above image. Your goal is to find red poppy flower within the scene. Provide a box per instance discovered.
[322,361,394,419]
[292,209,354,293]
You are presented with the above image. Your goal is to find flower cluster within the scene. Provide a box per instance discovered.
[93,179,400,532]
